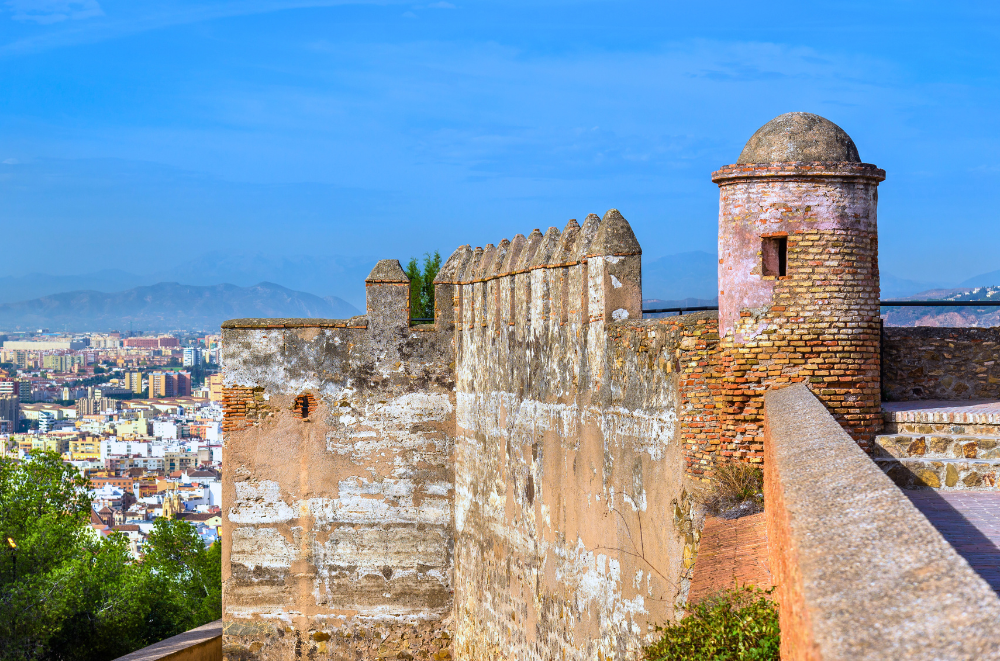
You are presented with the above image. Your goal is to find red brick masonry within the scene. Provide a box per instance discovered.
[688,513,771,604]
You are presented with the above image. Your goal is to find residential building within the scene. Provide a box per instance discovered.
[0,394,19,427]
[124,371,144,394]
[208,373,223,402]
[115,417,151,438]
[182,347,202,367]
[43,355,83,372]
[153,420,178,439]
[3,339,86,351]
[17,378,33,402]
[123,336,180,349]
[67,438,101,461]
[164,450,197,474]
[149,371,192,398]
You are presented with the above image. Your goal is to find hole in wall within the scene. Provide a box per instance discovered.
[762,236,787,277]
[293,393,317,419]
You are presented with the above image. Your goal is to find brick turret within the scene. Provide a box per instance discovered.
[711,112,886,463]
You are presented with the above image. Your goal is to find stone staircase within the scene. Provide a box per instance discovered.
[874,401,1000,491]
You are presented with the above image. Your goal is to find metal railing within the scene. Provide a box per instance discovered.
[878,300,1000,307]
[641,300,1000,316]
[642,305,719,315]
[410,302,1000,321]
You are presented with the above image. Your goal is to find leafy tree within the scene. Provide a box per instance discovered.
[404,251,442,320]
[143,518,222,629]
[0,451,95,659]
[0,451,221,660]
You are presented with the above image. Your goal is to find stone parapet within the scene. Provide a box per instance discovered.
[764,384,1000,660]
[433,209,641,340]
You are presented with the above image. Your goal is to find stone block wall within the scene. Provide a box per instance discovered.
[219,222,719,661]
[882,326,1000,400]
[220,263,458,661]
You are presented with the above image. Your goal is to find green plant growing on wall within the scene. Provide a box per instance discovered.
[700,462,764,519]
[404,251,442,321]
[643,585,779,660]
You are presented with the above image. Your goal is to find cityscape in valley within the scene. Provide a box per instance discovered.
[0,329,223,557]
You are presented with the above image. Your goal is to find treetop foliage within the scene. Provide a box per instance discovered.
[0,451,221,661]
[404,251,442,320]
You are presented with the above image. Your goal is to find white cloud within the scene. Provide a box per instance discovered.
[2,158,19,165]
[401,9,416,18]
[6,0,103,24]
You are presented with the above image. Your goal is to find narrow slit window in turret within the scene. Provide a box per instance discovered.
[762,236,787,277]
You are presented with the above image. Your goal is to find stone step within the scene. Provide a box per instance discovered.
[874,433,1000,461]
[875,457,1000,491]
[884,421,1000,436]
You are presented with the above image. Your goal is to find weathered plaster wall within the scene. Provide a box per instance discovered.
[436,210,700,660]
[221,264,458,661]
[882,326,1000,401]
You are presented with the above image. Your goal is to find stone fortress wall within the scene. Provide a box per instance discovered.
[219,112,977,660]
[438,210,704,659]
[882,326,1000,401]
[220,265,458,660]
[220,208,723,659]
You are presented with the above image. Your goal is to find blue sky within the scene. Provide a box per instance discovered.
[0,0,998,290]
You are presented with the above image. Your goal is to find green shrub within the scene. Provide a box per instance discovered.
[643,585,779,661]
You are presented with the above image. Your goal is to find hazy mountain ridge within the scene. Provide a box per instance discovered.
[882,285,1000,327]
[6,250,1000,331]
[0,252,379,309]
[0,282,360,332]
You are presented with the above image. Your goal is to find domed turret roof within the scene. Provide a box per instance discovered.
[737,112,860,163]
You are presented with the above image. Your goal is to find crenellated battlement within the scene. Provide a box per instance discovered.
[433,209,642,341]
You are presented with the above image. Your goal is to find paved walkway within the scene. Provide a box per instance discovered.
[688,512,771,604]
[904,491,1000,594]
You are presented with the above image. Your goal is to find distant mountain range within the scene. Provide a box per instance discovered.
[3,249,1000,331]
[881,286,1000,327]
[0,252,378,310]
[0,282,360,332]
